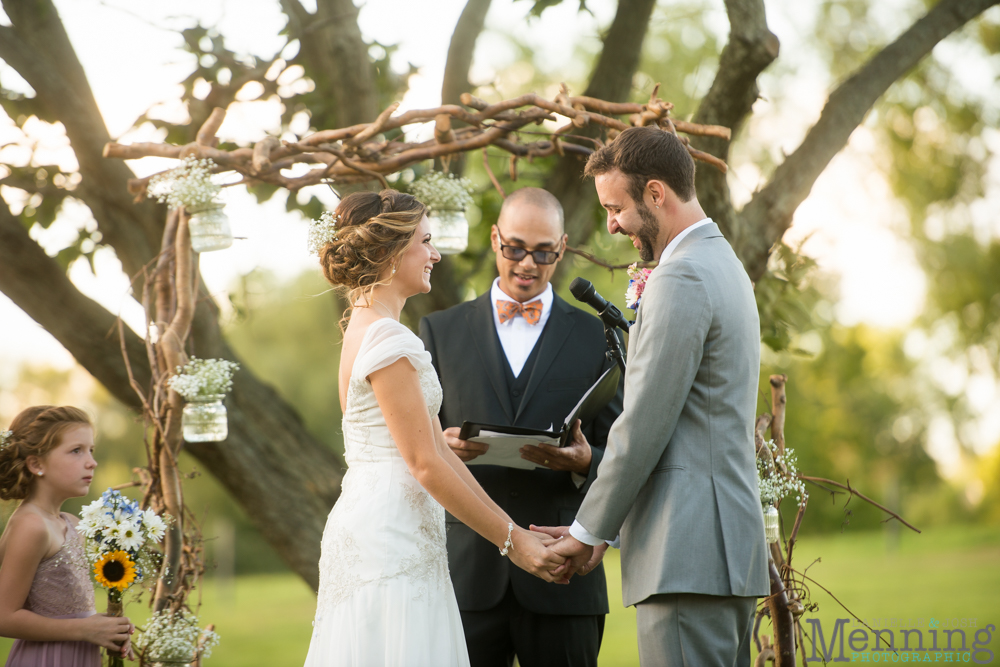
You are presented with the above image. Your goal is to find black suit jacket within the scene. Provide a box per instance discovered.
[419,291,623,615]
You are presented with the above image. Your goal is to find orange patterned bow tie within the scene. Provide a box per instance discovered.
[496,299,543,325]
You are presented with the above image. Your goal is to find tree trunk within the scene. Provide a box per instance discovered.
[545,0,658,250]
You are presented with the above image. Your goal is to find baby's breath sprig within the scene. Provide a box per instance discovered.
[308,211,340,255]
[148,156,222,210]
[409,171,475,214]
[757,440,808,508]
[167,357,240,401]
[135,609,220,662]
[0,429,12,451]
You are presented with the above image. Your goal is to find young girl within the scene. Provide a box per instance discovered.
[0,405,133,666]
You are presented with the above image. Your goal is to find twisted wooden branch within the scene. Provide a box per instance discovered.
[103,89,731,197]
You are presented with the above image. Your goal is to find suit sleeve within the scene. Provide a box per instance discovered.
[575,260,712,540]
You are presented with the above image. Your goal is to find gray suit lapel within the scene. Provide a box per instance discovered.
[514,295,576,423]
[465,294,515,422]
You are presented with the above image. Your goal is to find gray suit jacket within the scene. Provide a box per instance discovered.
[576,222,770,607]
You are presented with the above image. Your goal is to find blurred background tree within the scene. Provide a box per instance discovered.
[1,0,998,591]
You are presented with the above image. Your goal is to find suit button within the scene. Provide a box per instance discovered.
[510,491,519,498]
[512,389,521,397]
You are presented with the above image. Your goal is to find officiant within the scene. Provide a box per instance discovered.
[419,187,623,667]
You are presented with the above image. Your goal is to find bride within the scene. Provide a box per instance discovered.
[303,190,566,666]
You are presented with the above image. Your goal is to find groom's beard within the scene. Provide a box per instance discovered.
[635,201,660,262]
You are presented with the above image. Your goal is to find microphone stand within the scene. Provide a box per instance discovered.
[605,325,627,374]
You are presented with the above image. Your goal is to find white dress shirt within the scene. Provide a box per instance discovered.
[569,218,715,548]
[490,278,553,378]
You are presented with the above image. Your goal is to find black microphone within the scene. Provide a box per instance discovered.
[569,277,631,332]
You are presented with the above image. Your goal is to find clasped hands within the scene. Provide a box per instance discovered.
[510,526,609,584]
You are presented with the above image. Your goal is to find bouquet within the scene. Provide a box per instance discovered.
[409,171,475,214]
[78,489,167,666]
[135,609,220,664]
[147,156,221,210]
[167,357,240,401]
[625,263,653,310]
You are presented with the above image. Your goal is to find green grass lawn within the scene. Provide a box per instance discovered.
[3,523,997,666]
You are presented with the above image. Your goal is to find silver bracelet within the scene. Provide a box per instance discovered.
[499,522,514,556]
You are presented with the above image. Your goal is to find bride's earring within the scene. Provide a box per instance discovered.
[391,263,397,276]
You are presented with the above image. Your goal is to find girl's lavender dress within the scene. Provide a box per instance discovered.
[5,515,100,667]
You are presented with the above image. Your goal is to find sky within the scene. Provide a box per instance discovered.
[1,0,998,468]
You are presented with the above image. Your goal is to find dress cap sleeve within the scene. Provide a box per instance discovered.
[352,318,432,380]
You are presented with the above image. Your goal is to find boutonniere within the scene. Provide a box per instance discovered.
[625,263,653,310]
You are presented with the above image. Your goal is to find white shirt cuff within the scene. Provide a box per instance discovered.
[570,472,587,489]
[569,520,607,547]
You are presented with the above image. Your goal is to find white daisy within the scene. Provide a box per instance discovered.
[143,509,167,543]
[118,519,145,552]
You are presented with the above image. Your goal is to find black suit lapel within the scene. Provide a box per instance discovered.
[515,295,577,423]
[465,293,515,422]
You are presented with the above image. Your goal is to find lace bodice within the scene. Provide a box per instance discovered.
[341,318,443,465]
[25,516,95,617]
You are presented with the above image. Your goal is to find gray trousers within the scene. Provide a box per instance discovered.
[635,593,757,667]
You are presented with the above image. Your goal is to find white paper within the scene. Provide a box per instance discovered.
[466,432,561,470]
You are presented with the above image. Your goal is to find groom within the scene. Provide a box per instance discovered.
[543,126,770,667]
[419,187,623,667]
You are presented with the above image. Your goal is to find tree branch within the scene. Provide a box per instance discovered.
[545,0,659,247]
[442,0,493,106]
[0,0,164,276]
[736,0,1000,282]
[283,0,378,128]
[800,476,922,534]
[438,0,494,175]
[691,0,779,242]
[0,202,151,403]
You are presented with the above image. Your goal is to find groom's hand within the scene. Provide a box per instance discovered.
[531,525,609,577]
[549,534,594,583]
[443,426,489,462]
[520,420,591,474]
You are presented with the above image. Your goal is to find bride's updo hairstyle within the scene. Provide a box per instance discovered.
[318,189,426,309]
[0,406,92,501]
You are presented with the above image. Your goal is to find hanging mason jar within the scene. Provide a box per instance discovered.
[428,208,469,255]
[182,394,228,443]
[763,504,780,544]
[187,203,233,253]
[148,661,194,667]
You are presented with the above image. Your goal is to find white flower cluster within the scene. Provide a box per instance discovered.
[409,171,475,214]
[168,357,240,401]
[0,429,11,451]
[136,609,220,662]
[148,156,222,210]
[78,488,167,583]
[307,211,340,255]
[757,440,808,508]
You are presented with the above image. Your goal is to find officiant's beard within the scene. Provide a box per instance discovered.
[635,201,660,262]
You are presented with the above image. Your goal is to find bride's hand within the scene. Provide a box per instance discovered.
[507,528,567,584]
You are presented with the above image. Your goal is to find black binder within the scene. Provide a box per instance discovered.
[458,363,621,448]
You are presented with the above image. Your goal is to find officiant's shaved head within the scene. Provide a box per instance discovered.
[493,187,567,302]
[500,187,564,233]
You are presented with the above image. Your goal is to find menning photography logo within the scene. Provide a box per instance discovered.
[804,617,997,664]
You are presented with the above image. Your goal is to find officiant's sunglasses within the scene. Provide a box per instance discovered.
[496,228,563,265]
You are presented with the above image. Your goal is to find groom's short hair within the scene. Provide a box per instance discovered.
[584,126,696,204]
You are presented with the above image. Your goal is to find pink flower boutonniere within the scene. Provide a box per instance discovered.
[625,263,653,310]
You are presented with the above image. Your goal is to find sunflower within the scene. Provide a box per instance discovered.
[93,550,137,591]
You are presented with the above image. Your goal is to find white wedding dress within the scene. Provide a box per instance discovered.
[304,318,470,667]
